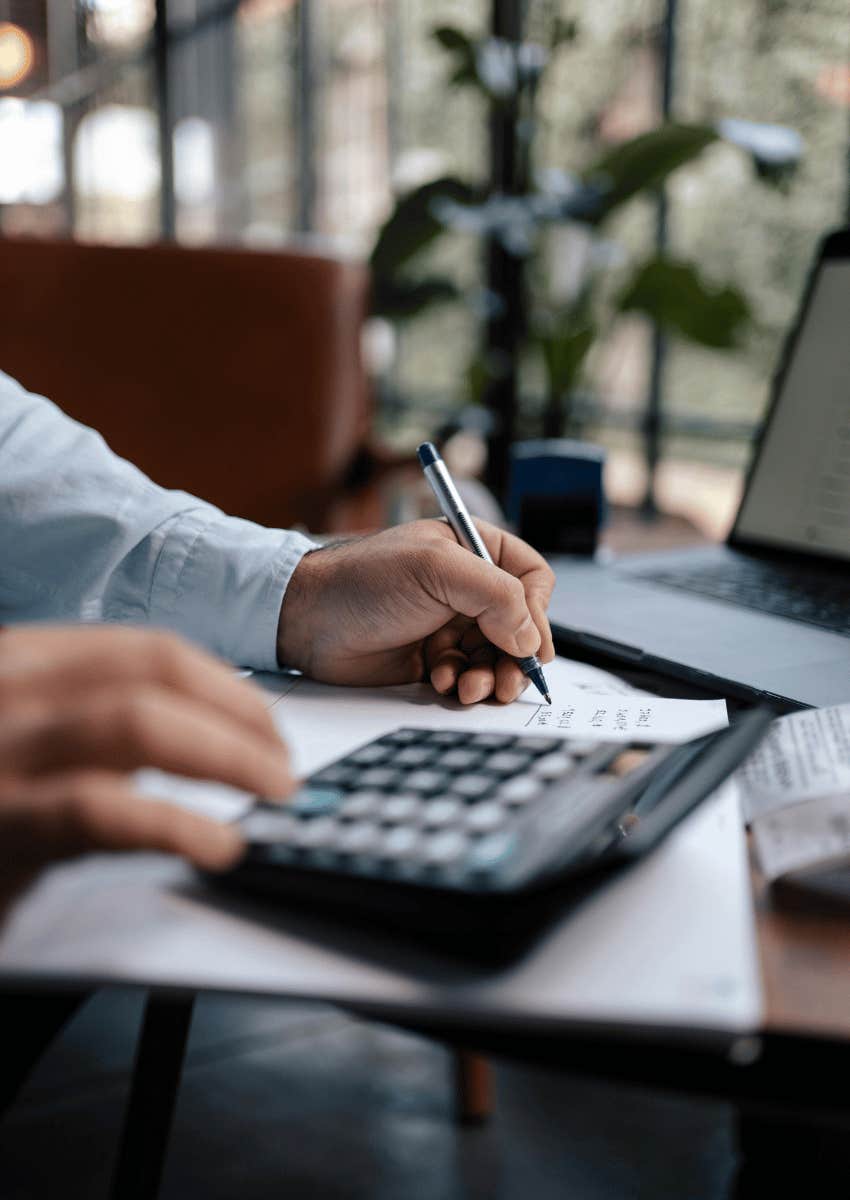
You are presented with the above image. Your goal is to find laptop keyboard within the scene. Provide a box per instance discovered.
[634,557,850,635]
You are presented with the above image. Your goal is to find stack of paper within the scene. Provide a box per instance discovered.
[735,704,850,881]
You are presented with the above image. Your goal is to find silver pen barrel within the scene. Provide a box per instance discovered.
[417,441,552,704]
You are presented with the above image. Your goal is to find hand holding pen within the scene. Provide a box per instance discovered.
[418,442,552,704]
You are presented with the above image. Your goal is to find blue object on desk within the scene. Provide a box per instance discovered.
[508,439,606,555]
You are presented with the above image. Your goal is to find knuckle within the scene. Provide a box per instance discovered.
[146,630,185,678]
[416,541,447,585]
[503,574,526,609]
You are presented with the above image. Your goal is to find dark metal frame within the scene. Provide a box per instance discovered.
[642,0,678,516]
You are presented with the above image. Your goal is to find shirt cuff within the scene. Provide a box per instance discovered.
[148,510,317,670]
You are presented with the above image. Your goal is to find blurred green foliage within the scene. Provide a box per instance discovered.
[370,17,800,435]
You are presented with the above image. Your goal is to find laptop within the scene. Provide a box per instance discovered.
[548,229,850,710]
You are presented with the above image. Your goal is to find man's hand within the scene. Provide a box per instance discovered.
[0,625,294,912]
[277,519,555,704]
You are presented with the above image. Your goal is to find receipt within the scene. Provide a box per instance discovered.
[752,792,850,881]
[736,704,850,821]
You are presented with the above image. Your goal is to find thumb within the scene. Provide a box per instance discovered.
[429,542,541,658]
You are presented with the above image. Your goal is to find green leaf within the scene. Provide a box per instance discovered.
[370,276,461,321]
[369,177,477,278]
[583,123,718,222]
[552,17,579,46]
[538,320,596,397]
[432,25,478,88]
[617,256,751,348]
[433,25,473,54]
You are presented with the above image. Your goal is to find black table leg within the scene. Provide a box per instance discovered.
[0,990,88,1115]
[109,992,195,1200]
[732,1108,850,1198]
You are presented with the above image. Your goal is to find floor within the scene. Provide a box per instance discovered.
[0,989,738,1199]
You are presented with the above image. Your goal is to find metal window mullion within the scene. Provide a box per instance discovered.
[295,0,318,234]
[642,0,678,517]
[154,0,176,238]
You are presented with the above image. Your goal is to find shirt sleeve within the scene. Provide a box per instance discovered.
[0,370,316,669]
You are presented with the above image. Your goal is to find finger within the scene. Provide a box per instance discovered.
[494,656,529,704]
[423,541,541,659]
[424,618,471,694]
[1,772,244,872]
[473,521,556,662]
[527,593,555,663]
[430,649,467,695]
[455,642,497,705]
[430,520,556,662]
[0,626,282,750]
[11,685,294,799]
[459,624,490,654]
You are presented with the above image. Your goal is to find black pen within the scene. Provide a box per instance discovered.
[417,442,552,704]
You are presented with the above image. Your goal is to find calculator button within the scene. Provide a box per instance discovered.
[429,731,466,746]
[310,765,358,787]
[293,816,338,850]
[382,729,420,745]
[266,842,297,865]
[291,787,345,817]
[357,767,401,789]
[451,773,495,801]
[485,750,533,774]
[532,753,574,780]
[337,822,380,856]
[470,733,513,749]
[465,802,507,834]
[424,829,468,867]
[499,776,542,806]
[340,790,382,820]
[394,746,435,767]
[381,793,421,824]
[422,798,464,828]
[404,770,449,795]
[241,809,296,843]
[380,825,422,861]
[468,830,517,876]
[513,737,562,755]
[349,744,391,766]
[440,748,483,771]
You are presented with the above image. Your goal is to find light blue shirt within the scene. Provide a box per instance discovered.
[0,370,316,670]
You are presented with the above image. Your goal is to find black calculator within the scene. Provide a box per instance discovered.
[214,709,771,961]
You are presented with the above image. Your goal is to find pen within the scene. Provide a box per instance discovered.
[417,441,552,704]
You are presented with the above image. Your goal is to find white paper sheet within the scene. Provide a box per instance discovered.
[736,704,850,821]
[138,656,726,821]
[267,656,724,775]
[752,792,850,881]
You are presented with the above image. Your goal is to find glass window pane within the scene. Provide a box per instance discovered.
[664,0,850,523]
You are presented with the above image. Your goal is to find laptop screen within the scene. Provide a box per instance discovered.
[734,257,850,563]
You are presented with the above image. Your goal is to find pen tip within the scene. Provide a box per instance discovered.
[544,693,552,705]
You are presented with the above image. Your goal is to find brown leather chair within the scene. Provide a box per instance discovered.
[0,236,373,532]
